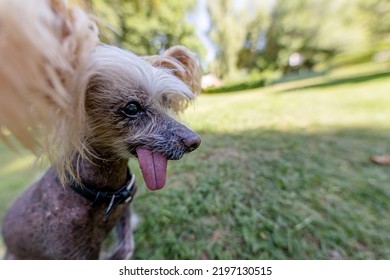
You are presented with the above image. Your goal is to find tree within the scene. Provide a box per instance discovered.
[237,2,271,72]
[264,0,327,71]
[207,0,249,80]
[83,0,204,57]
[262,0,373,73]
[356,0,390,43]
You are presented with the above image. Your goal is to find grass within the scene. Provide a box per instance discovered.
[203,78,266,94]
[1,63,390,259]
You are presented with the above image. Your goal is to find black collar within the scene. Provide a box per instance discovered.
[69,169,137,221]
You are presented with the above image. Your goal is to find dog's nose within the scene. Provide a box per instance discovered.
[183,134,201,152]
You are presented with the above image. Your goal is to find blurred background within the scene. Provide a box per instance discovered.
[71,0,390,87]
[1,0,390,259]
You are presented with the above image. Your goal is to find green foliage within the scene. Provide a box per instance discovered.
[89,0,205,56]
[207,0,267,79]
[77,0,390,80]
[207,0,243,79]
[331,50,378,68]
[356,0,390,41]
[202,78,265,94]
[237,0,390,76]
[263,0,362,72]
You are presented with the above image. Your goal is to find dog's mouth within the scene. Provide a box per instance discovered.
[136,147,168,191]
[132,132,200,191]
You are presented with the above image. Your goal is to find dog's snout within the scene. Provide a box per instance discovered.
[183,133,201,152]
[167,120,201,157]
[180,131,201,152]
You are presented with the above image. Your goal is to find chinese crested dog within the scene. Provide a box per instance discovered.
[0,0,201,259]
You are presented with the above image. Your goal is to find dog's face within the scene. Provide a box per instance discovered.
[84,46,201,190]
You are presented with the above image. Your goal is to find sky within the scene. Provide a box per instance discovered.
[188,0,215,62]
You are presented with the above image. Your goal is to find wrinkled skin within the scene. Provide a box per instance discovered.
[3,162,133,260]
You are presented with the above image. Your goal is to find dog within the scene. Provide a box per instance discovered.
[0,0,201,259]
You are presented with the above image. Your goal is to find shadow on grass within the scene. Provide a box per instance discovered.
[282,71,390,92]
[270,70,327,85]
[203,67,390,95]
[132,126,390,259]
[1,127,389,259]
[202,79,266,94]
[202,70,325,94]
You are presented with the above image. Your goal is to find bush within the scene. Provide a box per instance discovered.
[203,78,266,94]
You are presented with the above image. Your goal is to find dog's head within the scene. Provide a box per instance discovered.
[68,45,201,190]
[0,0,200,191]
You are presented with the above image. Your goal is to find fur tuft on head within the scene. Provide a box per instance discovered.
[0,0,98,151]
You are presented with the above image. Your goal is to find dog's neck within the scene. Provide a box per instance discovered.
[73,155,129,192]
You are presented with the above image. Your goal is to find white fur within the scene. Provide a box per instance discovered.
[85,45,195,103]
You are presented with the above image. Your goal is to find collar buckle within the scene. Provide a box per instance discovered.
[69,170,137,222]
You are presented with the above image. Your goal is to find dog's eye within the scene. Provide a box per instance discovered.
[121,102,142,118]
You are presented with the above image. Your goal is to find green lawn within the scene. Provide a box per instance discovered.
[1,64,390,259]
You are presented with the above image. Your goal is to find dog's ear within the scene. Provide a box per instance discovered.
[151,46,201,96]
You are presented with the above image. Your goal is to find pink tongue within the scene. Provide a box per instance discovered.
[136,148,167,191]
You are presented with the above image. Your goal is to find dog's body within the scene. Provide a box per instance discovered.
[3,159,135,260]
[0,0,201,260]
